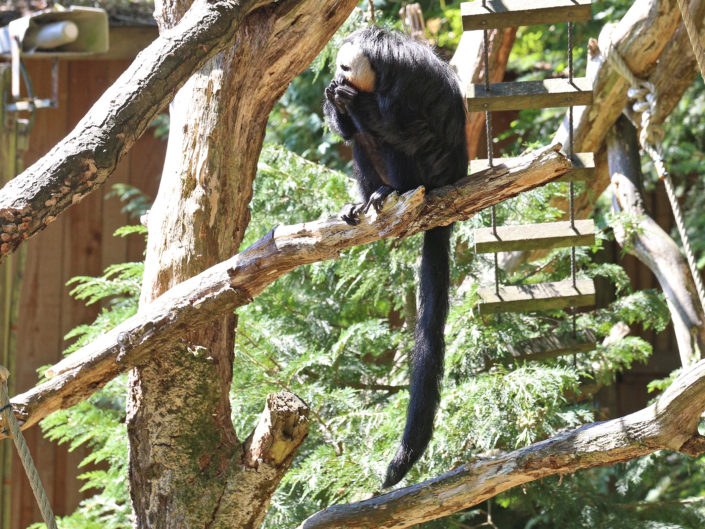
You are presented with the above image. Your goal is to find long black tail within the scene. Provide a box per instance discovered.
[383,224,453,488]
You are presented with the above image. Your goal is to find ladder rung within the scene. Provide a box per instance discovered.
[474,219,594,253]
[467,78,593,112]
[556,153,595,182]
[507,329,597,361]
[478,279,595,314]
[462,0,592,31]
[470,153,595,182]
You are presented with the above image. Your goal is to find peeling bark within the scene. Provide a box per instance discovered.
[125,0,359,527]
[296,359,705,529]
[552,0,704,220]
[607,115,704,366]
[0,0,270,260]
[1,145,573,435]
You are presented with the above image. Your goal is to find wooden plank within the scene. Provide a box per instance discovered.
[11,59,69,529]
[556,152,595,182]
[507,329,597,361]
[0,64,18,529]
[467,78,593,112]
[462,0,592,31]
[471,152,594,182]
[474,219,594,253]
[478,279,595,314]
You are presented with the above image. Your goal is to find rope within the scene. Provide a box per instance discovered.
[0,366,58,529]
[676,0,705,81]
[603,35,705,318]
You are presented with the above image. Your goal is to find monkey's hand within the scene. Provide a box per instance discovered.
[340,202,365,226]
[326,80,358,115]
[363,185,395,214]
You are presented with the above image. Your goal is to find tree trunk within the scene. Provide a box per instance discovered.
[127,1,356,527]
[607,115,704,366]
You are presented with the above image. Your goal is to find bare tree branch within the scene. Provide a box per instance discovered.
[0,0,270,260]
[507,0,704,273]
[608,116,704,366]
[0,143,573,435]
[550,0,705,222]
[296,359,705,529]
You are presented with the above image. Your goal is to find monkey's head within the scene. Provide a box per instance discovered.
[335,38,376,93]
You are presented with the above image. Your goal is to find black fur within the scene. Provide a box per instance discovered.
[323,27,468,487]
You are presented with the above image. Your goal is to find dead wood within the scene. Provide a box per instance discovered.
[0,144,573,435]
[0,0,269,260]
[608,116,704,365]
[552,0,704,221]
[295,358,705,529]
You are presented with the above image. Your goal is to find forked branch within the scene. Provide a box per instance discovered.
[0,143,571,435]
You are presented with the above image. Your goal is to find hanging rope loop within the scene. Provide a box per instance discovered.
[602,29,705,323]
[0,366,58,529]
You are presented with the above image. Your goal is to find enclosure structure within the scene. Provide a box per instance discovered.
[0,13,163,529]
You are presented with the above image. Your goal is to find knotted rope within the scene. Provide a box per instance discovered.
[603,28,705,320]
[0,366,57,529]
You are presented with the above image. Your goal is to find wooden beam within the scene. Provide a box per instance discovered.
[478,279,595,314]
[471,152,594,182]
[467,78,593,112]
[474,219,594,253]
[507,329,597,361]
[461,0,592,31]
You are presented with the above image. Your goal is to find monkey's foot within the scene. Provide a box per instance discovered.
[340,203,364,225]
[363,185,395,214]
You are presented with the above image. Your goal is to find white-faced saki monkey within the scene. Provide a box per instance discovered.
[323,26,469,487]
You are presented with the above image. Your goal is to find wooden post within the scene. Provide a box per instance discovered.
[0,64,25,529]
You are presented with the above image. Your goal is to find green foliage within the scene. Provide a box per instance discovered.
[37,377,130,529]
[41,2,705,528]
[35,188,148,528]
[105,184,152,222]
[63,262,143,354]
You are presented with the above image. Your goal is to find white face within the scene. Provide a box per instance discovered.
[336,41,375,93]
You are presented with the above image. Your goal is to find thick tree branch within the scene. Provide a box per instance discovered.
[608,116,704,366]
[0,144,573,435]
[0,0,270,260]
[508,0,703,273]
[556,0,688,156]
[295,359,705,529]
[233,391,310,527]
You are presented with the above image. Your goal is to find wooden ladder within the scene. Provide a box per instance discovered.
[464,0,597,357]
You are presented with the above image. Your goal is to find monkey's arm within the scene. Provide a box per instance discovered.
[347,93,444,158]
[324,81,358,140]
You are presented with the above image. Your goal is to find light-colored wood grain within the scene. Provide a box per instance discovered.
[474,219,595,253]
[478,278,595,314]
[461,0,592,31]
[472,153,594,182]
[467,78,593,112]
